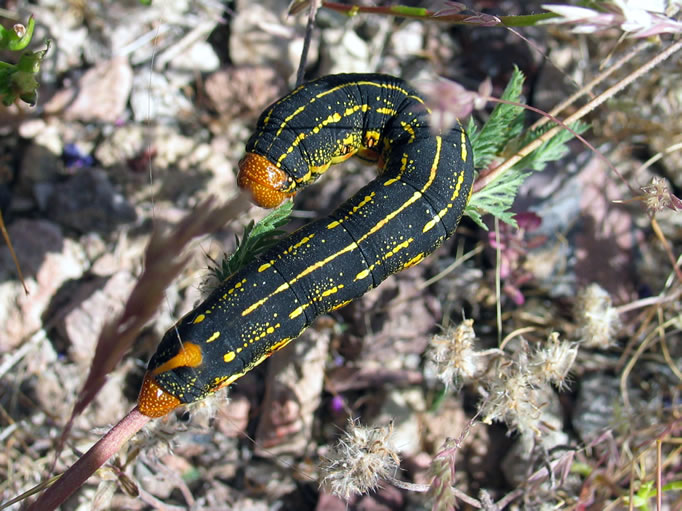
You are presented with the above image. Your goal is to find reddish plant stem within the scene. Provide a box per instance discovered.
[28,407,151,511]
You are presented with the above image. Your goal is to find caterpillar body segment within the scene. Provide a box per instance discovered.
[138,74,475,418]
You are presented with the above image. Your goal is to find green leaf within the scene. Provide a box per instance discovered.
[465,69,590,228]
[512,121,589,172]
[206,201,294,287]
[0,40,50,106]
[465,168,530,230]
[0,16,35,51]
[470,66,525,169]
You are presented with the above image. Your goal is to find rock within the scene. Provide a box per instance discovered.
[46,169,137,234]
[572,372,622,442]
[0,219,86,351]
[166,39,220,73]
[51,271,136,366]
[44,56,133,123]
[377,388,425,457]
[129,71,194,122]
[389,21,425,57]
[17,143,62,208]
[501,387,568,487]
[204,66,286,120]
[321,28,371,74]
[229,1,307,79]
[254,328,329,457]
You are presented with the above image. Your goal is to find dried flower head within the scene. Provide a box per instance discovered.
[427,319,481,389]
[529,332,578,390]
[642,176,682,214]
[575,284,621,349]
[479,361,544,437]
[320,419,400,500]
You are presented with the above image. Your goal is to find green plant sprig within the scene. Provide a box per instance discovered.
[290,0,557,27]
[0,15,49,106]
[0,14,35,51]
[464,67,587,230]
[207,200,294,285]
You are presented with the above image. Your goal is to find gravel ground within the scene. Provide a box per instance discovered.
[1,1,681,510]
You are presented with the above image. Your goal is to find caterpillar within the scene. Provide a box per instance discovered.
[137,73,475,418]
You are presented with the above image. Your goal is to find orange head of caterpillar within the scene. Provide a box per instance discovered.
[238,153,296,208]
[137,342,204,418]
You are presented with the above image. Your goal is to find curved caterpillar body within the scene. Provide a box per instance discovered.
[138,74,474,417]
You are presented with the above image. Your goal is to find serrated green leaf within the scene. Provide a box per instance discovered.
[465,169,530,229]
[513,121,589,172]
[470,66,525,169]
[207,201,294,286]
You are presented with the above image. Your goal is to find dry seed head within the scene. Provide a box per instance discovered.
[529,332,578,389]
[575,284,621,348]
[320,419,400,500]
[427,438,460,511]
[479,362,543,437]
[427,318,480,388]
[642,176,673,213]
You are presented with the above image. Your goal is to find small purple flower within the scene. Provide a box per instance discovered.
[63,143,94,169]
[330,395,346,413]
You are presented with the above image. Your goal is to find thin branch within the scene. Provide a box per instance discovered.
[27,408,150,511]
[319,1,556,26]
[296,0,319,86]
[473,39,682,195]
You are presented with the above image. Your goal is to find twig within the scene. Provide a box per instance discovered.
[319,1,556,26]
[385,475,483,508]
[0,210,28,294]
[474,39,682,194]
[27,408,151,511]
[529,40,650,131]
[619,315,681,410]
[296,0,319,87]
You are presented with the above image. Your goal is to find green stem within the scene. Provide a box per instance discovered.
[320,1,557,26]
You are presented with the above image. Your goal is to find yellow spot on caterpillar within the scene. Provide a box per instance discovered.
[384,153,409,186]
[376,107,397,116]
[275,282,290,293]
[450,172,465,201]
[460,131,468,161]
[403,253,425,269]
[331,299,353,310]
[286,234,315,253]
[258,262,272,272]
[383,239,412,259]
[321,284,343,297]
[289,305,305,319]
[400,121,416,142]
[151,342,203,376]
[267,337,295,355]
[423,218,438,233]
[193,314,205,324]
[365,130,381,148]
[266,326,275,334]
[224,351,236,363]
[275,104,308,137]
[328,193,375,228]
[355,269,371,281]
[206,331,221,343]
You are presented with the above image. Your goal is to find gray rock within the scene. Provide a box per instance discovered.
[46,169,137,234]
